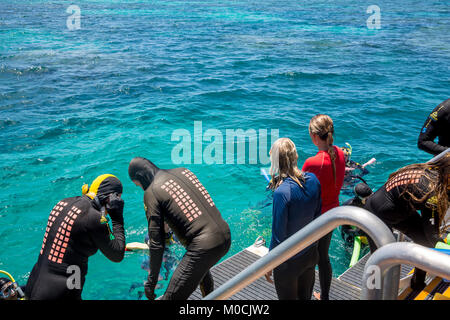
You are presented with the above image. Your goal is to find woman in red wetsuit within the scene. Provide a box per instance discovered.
[302,114,346,300]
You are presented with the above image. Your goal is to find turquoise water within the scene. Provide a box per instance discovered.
[1,0,449,299]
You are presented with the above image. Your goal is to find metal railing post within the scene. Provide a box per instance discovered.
[203,206,398,300]
[361,242,450,300]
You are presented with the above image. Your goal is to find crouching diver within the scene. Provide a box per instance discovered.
[128,157,231,300]
[25,174,126,300]
[364,154,450,290]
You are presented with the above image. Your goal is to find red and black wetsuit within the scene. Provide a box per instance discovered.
[418,99,450,155]
[129,158,231,300]
[302,146,346,300]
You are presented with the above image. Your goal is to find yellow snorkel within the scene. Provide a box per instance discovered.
[0,270,15,282]
[82,174,119,219]
[82,174,121,239]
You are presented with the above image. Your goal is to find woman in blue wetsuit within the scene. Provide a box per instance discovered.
[264,138,322,300]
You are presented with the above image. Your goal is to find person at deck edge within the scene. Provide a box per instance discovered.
[25,174,126,300]
[364,154,450,290]
[128,157,231,300]
[302,114,345,300]
[265,138,321,300]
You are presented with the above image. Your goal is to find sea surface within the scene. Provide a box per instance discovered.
[0,0,449,299]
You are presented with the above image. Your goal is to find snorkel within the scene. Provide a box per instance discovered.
[82,174,123,219]
[82,174,124,240]
[341,142,353,165]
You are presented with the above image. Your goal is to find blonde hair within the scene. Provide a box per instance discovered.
[269,138,305,190]
[309,114,337,184]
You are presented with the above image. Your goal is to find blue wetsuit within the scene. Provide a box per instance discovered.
[269,173,322,300]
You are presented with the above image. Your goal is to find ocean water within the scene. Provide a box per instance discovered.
[0,0,449,299]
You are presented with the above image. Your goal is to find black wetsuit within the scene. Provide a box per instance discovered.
[364,169,440,289]
[340,183,373,244]
[25,195,125,300]
[418,99,450,155]
[140,166,231,300]
[340,196,368,244]
[364,186,439,246]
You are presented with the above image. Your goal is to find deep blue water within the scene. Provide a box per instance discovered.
[0,0,449,299]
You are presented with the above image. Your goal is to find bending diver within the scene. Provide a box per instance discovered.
[128,157,231,300]
[364,154,450,290]
[25,174,126,300]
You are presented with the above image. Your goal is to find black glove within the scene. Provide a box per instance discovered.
[106,193,124,222]
[144,282,156,300]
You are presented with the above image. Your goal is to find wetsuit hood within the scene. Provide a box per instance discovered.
[128,157,160,190]
[83,174,123,206]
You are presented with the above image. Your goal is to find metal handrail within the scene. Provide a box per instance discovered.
[361,242,450,300]
[427,147,449,163]
[203,206,399,300]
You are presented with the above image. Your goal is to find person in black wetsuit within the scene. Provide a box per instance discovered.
[418,98,450,155]
[0,277,24,300]
[25,174,126,300]
[128,157,231,300]
[340,183,373,245]
[364,154,449,290]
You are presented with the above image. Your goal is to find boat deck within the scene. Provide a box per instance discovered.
[185,242,448,300]
[188,246,368,300]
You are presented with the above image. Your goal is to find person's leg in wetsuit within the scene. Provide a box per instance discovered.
[317,232,333,300]
[162,241,230,300]
[199,270,214,296]
[273,247,318,300]
[391,214,436,290]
